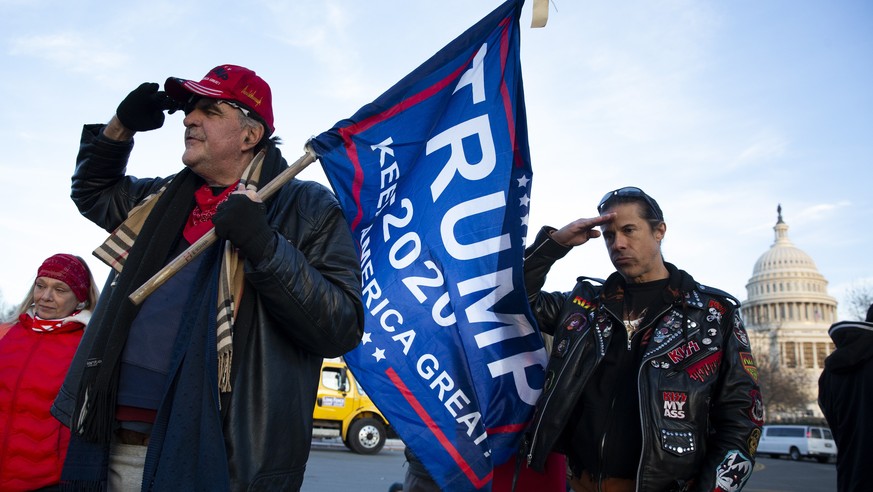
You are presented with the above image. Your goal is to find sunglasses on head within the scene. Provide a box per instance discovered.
[218,99,252,118]
[181,96,251,117]
[597,186,663,220]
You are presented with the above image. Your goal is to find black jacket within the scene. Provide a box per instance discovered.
[521,228,761,492]
[819,319,873,492]
[53,125,364,491]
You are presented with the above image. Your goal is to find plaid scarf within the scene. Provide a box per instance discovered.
[93,151,265,395]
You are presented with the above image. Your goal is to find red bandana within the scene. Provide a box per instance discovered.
[183,181,238,244]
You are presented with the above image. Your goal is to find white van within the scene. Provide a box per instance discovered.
[756,425,837,463]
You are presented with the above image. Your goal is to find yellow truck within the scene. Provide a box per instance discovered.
[312,357,391,454]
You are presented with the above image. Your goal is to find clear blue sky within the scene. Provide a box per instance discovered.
[1,0,871,318]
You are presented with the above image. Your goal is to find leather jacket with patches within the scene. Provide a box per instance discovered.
[521,228,762,492]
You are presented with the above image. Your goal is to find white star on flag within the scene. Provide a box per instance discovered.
[519,194,530,207]
[372,347,386,362]
[517,175,530,187]
[361,332,372,345]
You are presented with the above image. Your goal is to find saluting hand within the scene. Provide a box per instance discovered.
[116,82,179,132]
[550,213,616,248]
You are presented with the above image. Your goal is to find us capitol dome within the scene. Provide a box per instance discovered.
[742,205,837,418]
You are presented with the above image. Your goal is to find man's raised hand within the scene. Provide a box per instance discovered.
[550,213,615,247]
[116,82,179,132]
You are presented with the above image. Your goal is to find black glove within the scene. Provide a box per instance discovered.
[213,194,275,263]
[116,82,179,132]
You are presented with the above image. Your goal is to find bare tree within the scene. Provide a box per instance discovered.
[0,293,16,322]
[844,282,873,321]
[754,351,813,422]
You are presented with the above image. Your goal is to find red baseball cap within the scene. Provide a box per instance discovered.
[165,64,274,135]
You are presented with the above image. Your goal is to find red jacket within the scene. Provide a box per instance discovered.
[0,314,86,491]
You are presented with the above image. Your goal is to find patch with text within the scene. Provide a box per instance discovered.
[685,351,722,382]
[662,391,688,419]
[740,352,758,382]
[668,340,701,364]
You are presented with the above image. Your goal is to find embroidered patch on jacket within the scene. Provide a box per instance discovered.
[707,300,725,324]
[748,389,764,426]
[740,352,759,382]
[563,312,587,332]
[685,351,722,382]
[714,450,752,492]
[571,296,594,310]
[747,428,761,456]
[709,299,726,314]
[662,391,688,419]
[668,340,701,364]
[734,328,750,348]
[733,315,750,348]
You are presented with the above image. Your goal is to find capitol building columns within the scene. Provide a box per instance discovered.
[742,205,836,421]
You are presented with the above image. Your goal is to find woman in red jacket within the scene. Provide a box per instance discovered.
[0,254,98,491]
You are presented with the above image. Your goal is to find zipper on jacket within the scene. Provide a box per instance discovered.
[634,357,647,490]
[626,323,645,351]
[591,304,670,492]
[633,302,686,489]
[526,334,588,466]
[523,237,553,261]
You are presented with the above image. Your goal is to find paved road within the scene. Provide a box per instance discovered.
[745,456,836,492]
[303,439,837,491]
[303,438,407,492]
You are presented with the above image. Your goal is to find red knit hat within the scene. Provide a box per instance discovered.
[164,64,275,135]
[37,254,90,302]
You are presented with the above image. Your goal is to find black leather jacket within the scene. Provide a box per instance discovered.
[522,228,761,492]
[52,125,364,491]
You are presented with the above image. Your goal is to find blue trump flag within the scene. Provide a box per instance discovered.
[311,1,546,489]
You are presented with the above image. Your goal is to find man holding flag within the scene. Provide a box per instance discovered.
[54,64,364,491]
[313,1,554,490]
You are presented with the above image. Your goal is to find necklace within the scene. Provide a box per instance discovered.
[623,304,647,350]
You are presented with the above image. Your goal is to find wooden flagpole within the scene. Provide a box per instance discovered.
[128,147,318,305]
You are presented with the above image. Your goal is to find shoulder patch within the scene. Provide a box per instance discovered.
[576,275,605,286]
[697,283,741,307]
